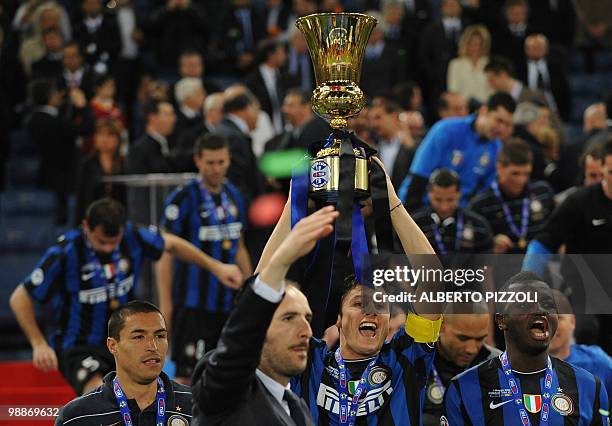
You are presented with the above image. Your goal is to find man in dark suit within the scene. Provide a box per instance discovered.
[245,38,287,135]
[173,77,205,140]
[31,28,64,80]
[127,99,177,174]
[26,79,94,225]
[57,41,95,101]
[191,207,338,426]
[284,27,314,93]
[418,0,465,120]
[369,98,415,189]
[490,0,534,70]
[519,34,571,122]
[72,0,121,75]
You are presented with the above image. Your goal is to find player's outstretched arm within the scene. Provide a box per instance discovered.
[255,186,291,273]
[154,252,175,332]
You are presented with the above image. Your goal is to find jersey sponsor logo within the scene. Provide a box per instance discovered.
[488,388,513,399]
[489,399,514,410]
[551,393,574,416]
[316,380,392,417]
[310,160,330,189]
[168,415,189,426]
[165,204,180,221]
[78,276,134,304]
[30,268,44,286]
[523,394,542,413]
[198,223,243,242]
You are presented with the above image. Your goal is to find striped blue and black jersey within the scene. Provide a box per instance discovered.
[411,207,494,254]
[443,356,609,426]
[22,223,164,350]
[292,327,435,425]
[160,179,246,313]
[467,181,555,254]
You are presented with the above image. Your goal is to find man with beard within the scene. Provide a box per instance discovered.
[9,198,242,395]
[442,272,609,425]
[422,303,500,425]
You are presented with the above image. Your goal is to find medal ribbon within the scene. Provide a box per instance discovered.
[334,348,377,426]
[113,376,166,426]
[499,351,554,426]
[83,236,127,307]
[491,181,529,240]
[430,211,464,255]
[431,365,446,396]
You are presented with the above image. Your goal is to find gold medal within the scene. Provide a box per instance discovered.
[222,240,232,250]
[518,237,527,249]
[109,299,120,311]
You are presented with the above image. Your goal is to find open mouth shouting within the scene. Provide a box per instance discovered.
[528,316,550,341]
[359,321,379,339]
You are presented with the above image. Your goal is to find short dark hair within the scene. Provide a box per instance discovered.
[256,38,283,64]
[579,143,604,169]
[143,99,166,118]
[223,92,256,114]
[29,79,56,106]
[63,40,81,54]
[108,300,164,341]
[497,138,533,165]
[487,91,516,114]
[285,88,311,105]
[504,0,527,12]
[437,92,451,112]
[495,271,549,314]
[371,96,402,114]
[85,198,127,236]
[429,168,461,190]
[194,133,229,156]
[93,73,113,91]
[339,274,361,315]
[484,56,515,77]
[179,49,202,61]
[391,81,420,111]
[42,27,62,38]
[603,138,612,160]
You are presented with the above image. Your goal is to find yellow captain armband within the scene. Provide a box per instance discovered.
[404,313,442,343]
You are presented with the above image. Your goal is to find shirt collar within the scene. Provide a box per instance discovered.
[37,106,59,116]
[147,131,170,155]
[227,114,250,135]
[180,105,199,119]
[256,369,290,405]
[510,80,523,101]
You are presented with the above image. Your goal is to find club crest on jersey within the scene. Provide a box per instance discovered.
[523,394,542,413]
[367,366,389,386]
[463,225,474,241]
[552,393,574,416]
[451,150,463,166]
[30,268,44,286]
[165,204,180,221]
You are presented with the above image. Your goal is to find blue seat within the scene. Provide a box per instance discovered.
[0,190,56,216]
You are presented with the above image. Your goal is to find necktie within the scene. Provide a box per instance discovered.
[283,389,308,426]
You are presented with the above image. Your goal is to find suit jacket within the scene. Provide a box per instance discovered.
[72,12,122,70]
[245,67,285,131]
[57,67,95,101]
[192,281,314,426]
[31,55,63,80]
[389,144,415,189]
[518,52,572,121]
[216,117,265,203]
[361,43,405,98]
[126,133,174,174]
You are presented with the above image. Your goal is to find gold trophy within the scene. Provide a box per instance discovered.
[295,13,377,202]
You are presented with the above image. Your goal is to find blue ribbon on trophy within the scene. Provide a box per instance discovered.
[289,13,395,337]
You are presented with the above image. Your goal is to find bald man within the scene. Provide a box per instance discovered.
[422,303,500,426]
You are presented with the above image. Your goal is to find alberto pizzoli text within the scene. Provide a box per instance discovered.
[372,291,538,304]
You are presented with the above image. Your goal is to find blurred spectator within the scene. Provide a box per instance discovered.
[176,50,219,95]
[18,1,71,74]
[584,102,611,150]
[447,24,492,104]
[368,97,415,188]
[144,0,208,71]
[360,11,405,98]
[126,99,176,174]
[172,92,225,172]
[30,26,63,80]
[130,75,170,139]
[398,110,426,142]
[484,56,547,107]
[217,85,265,203]
[264,0,292,37]
[437,91,468,119]
[490,0,534,69]
[512,101,552,182]
[173,77,205,139]
[391,81,424,114]
[418,0,465,123]
[519,34,571,121]
[526,0,575,47]
[575,0,612,72]
[72,0,121,76]
[555,143,604,204]
[75,118,126,224]
[26,79,94,224]
[468,138,555,254]
[398,92,516,211]
[245,38,287,134]
[284,25,314,92]
[58,41,94,100]
[212,0,266,77]
[265,88,329,153]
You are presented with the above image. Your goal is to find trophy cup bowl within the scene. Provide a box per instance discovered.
[295,13,377,202]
